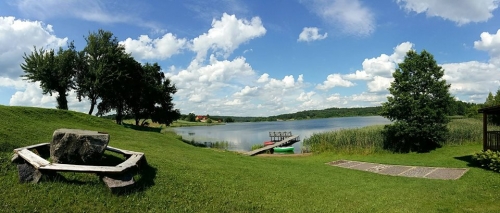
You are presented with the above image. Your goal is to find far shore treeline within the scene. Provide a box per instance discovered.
[171,99,478,123]
[101,98,480,123]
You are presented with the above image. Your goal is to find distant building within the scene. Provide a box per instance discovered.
[195,115,208,122]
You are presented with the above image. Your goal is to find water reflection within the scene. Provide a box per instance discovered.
[172,116,391,153]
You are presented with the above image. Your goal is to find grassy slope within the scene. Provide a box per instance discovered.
[0,105,498,212]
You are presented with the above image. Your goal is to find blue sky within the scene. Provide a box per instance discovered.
[1,0,500,116]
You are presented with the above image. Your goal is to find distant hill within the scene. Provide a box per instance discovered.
[258,106,382,122]
[206,106,382,122]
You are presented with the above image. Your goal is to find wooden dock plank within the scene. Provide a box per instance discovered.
[106,146,143,155]
[40,164,122,173]
[15,149,50,168]
[245,135,299,156]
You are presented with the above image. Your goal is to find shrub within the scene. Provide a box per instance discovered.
[251,144,264,151]
[472,150,500,172]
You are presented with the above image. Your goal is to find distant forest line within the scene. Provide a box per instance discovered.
[194,100,479,122]
[104,100,480,123]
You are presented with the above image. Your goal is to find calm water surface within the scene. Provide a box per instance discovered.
[172,116,391,153]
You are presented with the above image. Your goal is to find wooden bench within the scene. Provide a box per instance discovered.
[12,143,147,192]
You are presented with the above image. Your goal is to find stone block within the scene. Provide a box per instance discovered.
[102,173,135,194]
[50,129,109,165]
[17,163,42,183]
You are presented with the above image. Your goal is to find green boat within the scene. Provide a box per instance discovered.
[273,146,294,152]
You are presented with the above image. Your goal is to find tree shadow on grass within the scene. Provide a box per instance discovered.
[39,164,158,195]
[122,123,162,133]
[114,163,157,195]
[0,141,18,152]
[454,155,476,167]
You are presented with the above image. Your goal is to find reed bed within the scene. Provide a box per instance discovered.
[303,118,499,154]
[303,125,385,154]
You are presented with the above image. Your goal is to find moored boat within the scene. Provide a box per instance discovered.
[273,146,294,152]
[263,141,274,146]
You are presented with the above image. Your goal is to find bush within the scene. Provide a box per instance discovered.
[251,144,264,151]
[472,150,500,172]
[382,122,446,152]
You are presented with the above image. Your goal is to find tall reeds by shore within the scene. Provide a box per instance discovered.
[303,118,499,154]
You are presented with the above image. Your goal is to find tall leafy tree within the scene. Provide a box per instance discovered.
[150,76,181,125]
[381,50,453,152]
[128,63,180,126]
[77,29,125,115]
[96,54,141,124]
[21,43,78,110]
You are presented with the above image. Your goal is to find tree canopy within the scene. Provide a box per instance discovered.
[381,50,453,152]
[20,29,181,126]
[77,29,126,115]
[483,90,500,125]
[21,43,78,110]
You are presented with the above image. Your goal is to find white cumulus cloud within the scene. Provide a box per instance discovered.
[297,91,316,102]
[344,42,414,81]
[0,16,67,78]
[316,74,355,90]
[298,27,328,42]
[303,0,375,36]
[121,34,187,60]
[474,29,500,65]
[367,76,393,93]
[396,0,499,25]
[234,86,259,97]
[190,13,266,61]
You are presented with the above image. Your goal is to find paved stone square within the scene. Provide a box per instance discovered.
[328,160,469,180]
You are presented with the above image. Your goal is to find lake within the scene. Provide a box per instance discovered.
[172,116,391,153]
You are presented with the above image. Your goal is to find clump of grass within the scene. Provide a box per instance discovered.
[445,118,500,145]
[303,125,385,154]
[211,141,229,150]
[251,144,264,150]
[181,138,230,150]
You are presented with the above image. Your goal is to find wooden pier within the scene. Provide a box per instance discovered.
[245,132,300,156]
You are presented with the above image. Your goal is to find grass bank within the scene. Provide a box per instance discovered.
[1,106,499,212]
[303,118,500,154]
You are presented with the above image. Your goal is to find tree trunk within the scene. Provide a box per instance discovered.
[56,88,68,110]
[88,96,97,115]
[115,105,123,125]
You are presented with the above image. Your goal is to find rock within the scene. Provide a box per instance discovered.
[50,129,109,165]
[17,163,42,183]
[102,173,135,194]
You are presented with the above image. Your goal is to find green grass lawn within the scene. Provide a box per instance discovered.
[0,105,498,212]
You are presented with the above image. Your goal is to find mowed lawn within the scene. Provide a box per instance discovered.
[0,105,498,212]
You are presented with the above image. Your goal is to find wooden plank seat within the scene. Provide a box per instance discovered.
[13,142,50,152]
[15,149,50,169]
[13,144,145,174]
[13,142,147,192]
